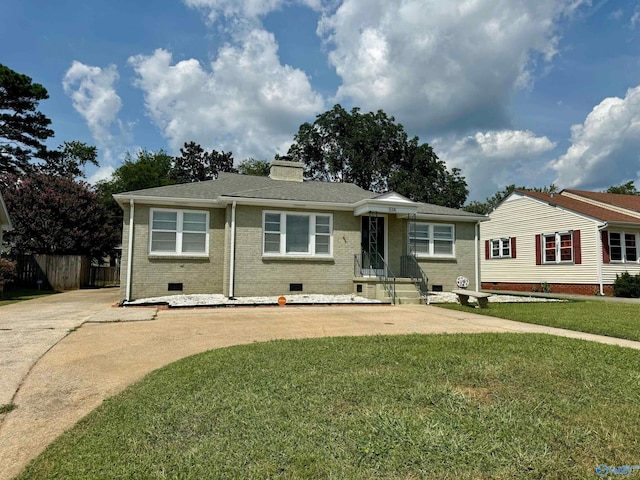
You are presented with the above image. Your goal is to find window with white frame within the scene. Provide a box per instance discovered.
[543,231,572,263]
[609,231,638,262]
[490,238,512,258]
[150,209,209,255]
[263,211,332,256]
[408,223,454,257]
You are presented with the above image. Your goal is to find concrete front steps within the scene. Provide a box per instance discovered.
[354,277,425,305]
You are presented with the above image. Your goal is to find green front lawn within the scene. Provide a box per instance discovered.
[440,300,640,341]
[0,287,57,307]
[19,334,640,479]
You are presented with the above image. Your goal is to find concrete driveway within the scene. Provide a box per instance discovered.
[1,299,640,479]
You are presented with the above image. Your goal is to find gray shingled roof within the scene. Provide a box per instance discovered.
[115,172,486,220]
[117,172,377,204]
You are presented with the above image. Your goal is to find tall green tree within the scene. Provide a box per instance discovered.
[238,158,270,176]
[0,64,55,175]
[388,141,468,207]
[171,141,237,183]
[606,181,638,195]
[1,173,119,261]
[41,141,99,178]
[288,104,468,208]
[96,149,175,235]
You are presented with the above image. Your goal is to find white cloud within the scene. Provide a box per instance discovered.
[436,130,556,200]
[183,0,323,25]
[549,85,640,190]
[318,0,589,134]
[62,62,122,145]
[87,165,115,185]
[128,28,324,160]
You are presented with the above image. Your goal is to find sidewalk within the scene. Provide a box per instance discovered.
[1,303,639,479]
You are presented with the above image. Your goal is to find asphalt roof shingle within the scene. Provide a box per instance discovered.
[516,190,640,225]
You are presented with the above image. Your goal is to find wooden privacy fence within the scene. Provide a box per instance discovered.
[10,255,119,291]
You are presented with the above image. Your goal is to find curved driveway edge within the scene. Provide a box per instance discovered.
[2,303,640,479]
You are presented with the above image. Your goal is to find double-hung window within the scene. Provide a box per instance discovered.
[150,209,209,255]
[408,223,454,257]
[490,238,512,258]
[543,231,572,263]
[609,232,638,262]
[263,211,332,256]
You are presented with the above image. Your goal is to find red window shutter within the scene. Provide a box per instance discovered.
[535,234,542,265]
[573,230,581,264]
[511,237,516,259]
[601,230,610,264]
[485,240,490,259]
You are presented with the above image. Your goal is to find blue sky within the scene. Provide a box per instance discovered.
[2,0,640,201]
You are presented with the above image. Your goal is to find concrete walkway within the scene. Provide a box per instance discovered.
[1,300,640,479]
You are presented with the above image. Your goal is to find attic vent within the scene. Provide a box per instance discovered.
[168,283,183,291]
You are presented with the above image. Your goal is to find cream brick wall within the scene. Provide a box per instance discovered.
[232,206,361,296]
[119,204,226,301]
[414,221,479,291]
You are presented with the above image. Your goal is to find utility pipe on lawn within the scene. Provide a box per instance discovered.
[125,199,135,302]
[229,201,237,299]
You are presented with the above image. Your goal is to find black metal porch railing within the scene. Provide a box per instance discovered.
[354,252,397,304]
[401,254,429,300]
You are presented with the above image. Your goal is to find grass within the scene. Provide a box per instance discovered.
[440,300,640,341]
[18,334,640,479]
[0,403,16,414]
[0,287,57,307]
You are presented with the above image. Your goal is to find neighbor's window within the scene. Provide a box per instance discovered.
[609,231,638,262]
[408,223,454,257]
[543,231,572,263]
[263,211,332,256]
[490,238,512,258]
[150,209,208,255]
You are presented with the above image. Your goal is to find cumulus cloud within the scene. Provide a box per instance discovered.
[128,28,324,160]
[549,85,640,190]
[183,0,323,25]
[63,61,122,145]
[318,0,589,134]
[435,130,556,200]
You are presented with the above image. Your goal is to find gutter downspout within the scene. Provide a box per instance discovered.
[125,199,135,302]
[597,222,607,296]
[228,201,237,299]
[475,221,480,291]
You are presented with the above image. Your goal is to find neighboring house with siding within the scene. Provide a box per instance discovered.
[114,160,485,303]
[481,189,640,295]
[0,191,12,248]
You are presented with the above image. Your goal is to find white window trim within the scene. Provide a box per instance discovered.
[542,231,573,264]
[262,210,333,257]
[608,231,640,263]
[408,222,455,258]
[490,238,512,259]
[149,208,209,256]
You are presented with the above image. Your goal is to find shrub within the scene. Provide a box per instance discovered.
[613,272,640,298]
[0,258,17,298]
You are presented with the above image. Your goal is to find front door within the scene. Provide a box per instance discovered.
[361,216,386,276]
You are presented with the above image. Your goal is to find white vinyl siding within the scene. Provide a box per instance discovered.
[150,209,209,255]
[480,195,599,285]
[262,211,333,257]
[409,223,455,257]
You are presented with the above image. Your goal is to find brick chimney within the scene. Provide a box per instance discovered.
[269,158,304,182]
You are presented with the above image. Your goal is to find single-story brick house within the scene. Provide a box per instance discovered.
[481,189,640,295]
[0,191,12,248]
[114,161,486,304]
